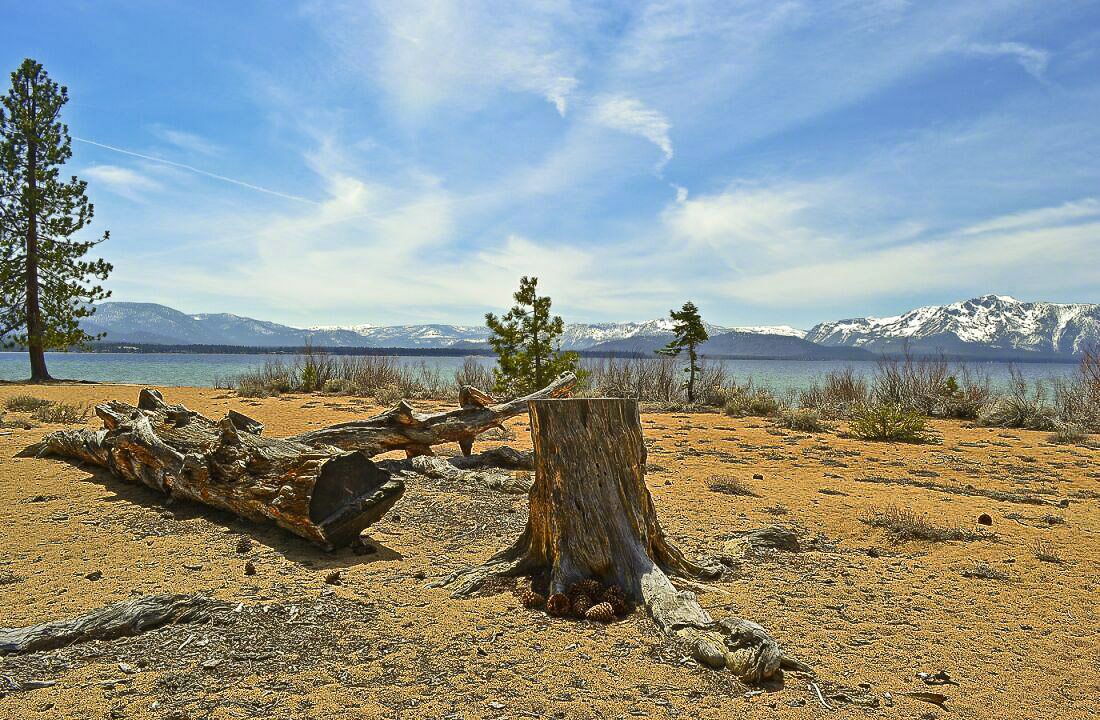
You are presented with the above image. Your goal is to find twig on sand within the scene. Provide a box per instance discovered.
[809,681,833,710]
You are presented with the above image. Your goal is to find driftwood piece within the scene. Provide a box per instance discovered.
[290,371,577,457]
[0,594,224,655]
[19,389,404,548]
[432,398,808,685]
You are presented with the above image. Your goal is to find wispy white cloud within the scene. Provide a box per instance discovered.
[152,126,222,155]
[83,164,161,200]
[591,94,673,169]
[311,0,586,117]
[958,41,1050,78]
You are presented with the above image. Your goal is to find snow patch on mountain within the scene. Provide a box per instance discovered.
[806,295,1100,355]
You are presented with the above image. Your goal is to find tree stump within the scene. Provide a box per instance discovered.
[432,398,808,685]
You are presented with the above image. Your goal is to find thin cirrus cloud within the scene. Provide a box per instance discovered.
[590,94,674,170]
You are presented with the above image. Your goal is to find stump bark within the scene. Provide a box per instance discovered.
[18,389,404,548]
[432,398,808,685]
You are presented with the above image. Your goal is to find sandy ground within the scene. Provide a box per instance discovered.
[0,383,1098,719]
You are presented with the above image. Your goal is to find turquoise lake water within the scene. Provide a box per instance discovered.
[0,352,1080,392]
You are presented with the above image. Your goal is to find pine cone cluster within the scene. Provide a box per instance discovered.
[584,602,615,623]
[523,577,631,621]
[546,592,571,617]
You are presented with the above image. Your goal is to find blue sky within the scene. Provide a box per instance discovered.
[3,0,1100,330]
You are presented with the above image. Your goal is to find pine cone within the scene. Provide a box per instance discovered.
[571,593,593,618]
[603,585,628,615]
[578,579,604,597]
[546,593,571,617]
[585,602,615,623]
[522,590,546,609]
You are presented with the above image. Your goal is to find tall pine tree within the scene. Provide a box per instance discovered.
[657,301,708,403]
[0,59,111,381]
[485,276,578,395]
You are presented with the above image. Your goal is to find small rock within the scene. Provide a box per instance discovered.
[85,570,102,581]
[390,513,401,523]
[977,513,992,526]
[160,510,175,520]
[1058,499,1070,508]
[118,662,136,674]
[244,560,256,576]
[752,473,764,480]
[183,562,203,571]
[325,570,343,585]
[866,548,881,558]
[201,659,221,670]
[235,536,252,554]
[412,570,426,580]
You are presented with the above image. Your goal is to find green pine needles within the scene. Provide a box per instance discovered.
[657,301,708,403]
[485,276,579,396]
[1,58,112,381]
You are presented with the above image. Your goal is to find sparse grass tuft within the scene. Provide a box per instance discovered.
[373,384,405,407]
[961,561,1009,581]
[848,402,930,443]
[31,401,90,424]
[723,384,781,418]
[1033,538,1063,564]
[773,408,830,433]
[707,475,759,497]
[860,504,991,543]
[1047,423,1089,445]
[3,395,53,412]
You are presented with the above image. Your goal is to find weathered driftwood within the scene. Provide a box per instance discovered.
[0,594,224,655]
[19,389,404,548]
[290,371,576,457]
[432,398,808,685]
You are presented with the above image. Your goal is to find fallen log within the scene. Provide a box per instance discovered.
[0,594,224,655]
[290,371,576,457]
[19,389,404,548]
[432,398,808,685]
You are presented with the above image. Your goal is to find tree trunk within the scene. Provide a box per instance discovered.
[24,120,50,383]
[18,389,404,548]
[432,398,808,685]
[290,371,576,457]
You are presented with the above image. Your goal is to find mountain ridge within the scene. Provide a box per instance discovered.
[7,296,1092,360]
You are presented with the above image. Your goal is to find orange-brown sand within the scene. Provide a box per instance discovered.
[1,384,1097,719]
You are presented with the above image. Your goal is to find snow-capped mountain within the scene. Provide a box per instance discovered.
[806,295,1100,357]
[77,303,804,350]
[311,317,802,350]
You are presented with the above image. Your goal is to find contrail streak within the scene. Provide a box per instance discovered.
[72,137,319,205]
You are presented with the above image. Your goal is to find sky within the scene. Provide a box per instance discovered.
[3,0,1100,330]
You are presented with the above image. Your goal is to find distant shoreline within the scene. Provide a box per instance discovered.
[1,344,1083,364]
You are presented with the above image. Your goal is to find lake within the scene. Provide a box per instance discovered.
[0,351,1081,393]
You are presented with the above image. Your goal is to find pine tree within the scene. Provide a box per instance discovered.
[657,301,708,403]
[0,59,112,381]
[485,276,578,395]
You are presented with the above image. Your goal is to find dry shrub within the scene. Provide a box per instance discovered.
[978,367,1058,430]
[31,401,90,424]
[723,382,781,417]
[1032,538,1062,564]
[373,384,405,407]
[860,505,990,542]
[3,395,52,412]
[707,475,759,497]
[1047,423,1090,445]
[962,561,1009,581]
[774,408,830,433]
[798,367,867,418]
[848,402,930,443]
